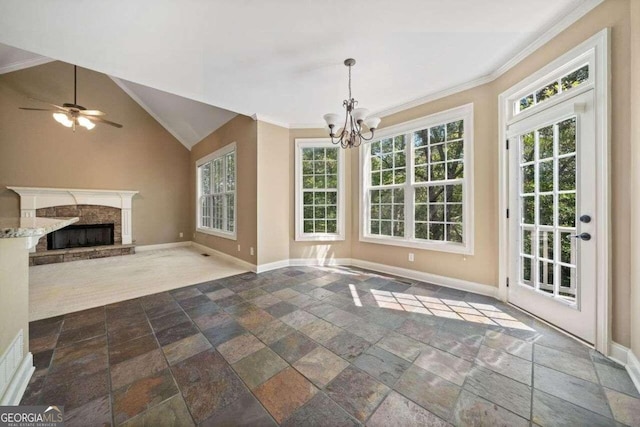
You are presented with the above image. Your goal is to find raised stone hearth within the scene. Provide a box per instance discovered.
[29,244,135,266]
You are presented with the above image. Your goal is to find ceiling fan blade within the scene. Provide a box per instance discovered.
[19,107,58,111]
[26,97,70,111]
[78,110,106,116]
[89,116,123,128]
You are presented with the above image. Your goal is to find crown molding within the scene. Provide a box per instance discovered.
[109,76,192,151]
[288,0,605,129]
[0,56,54,75]
[251,113,290,129]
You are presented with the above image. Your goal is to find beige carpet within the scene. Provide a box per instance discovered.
[29,246,248,321]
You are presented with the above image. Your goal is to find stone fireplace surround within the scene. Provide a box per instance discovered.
[7,186,138,265]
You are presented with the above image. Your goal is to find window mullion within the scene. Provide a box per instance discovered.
[405,133,415,240]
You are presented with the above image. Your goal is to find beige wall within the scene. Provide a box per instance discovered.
[0,238,30,360]
[288,129,353,261]
[629,0,640,357]
[257,121,290,265]
[191,115,258,264]
[0,61,191,246]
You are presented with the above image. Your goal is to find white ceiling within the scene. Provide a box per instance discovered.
[0,0,601,132]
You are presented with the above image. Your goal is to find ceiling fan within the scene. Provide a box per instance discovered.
[19,65,123,130]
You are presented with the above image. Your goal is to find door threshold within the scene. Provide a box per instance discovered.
[507,302,594,348]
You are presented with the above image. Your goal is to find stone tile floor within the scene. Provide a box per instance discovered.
[22,266,640,426]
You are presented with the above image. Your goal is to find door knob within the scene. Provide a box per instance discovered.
[568,232,591,241]
[580,215,591,223]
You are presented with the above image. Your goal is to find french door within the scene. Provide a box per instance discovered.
[507,90,596,343]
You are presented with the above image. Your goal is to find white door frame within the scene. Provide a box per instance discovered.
[498,28,610,353]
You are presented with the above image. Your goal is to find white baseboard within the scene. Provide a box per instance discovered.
[627,349,640,394]
[288,258,353,268]
[136,242,191,252]
[350,259,498,298]
[256,259,291,273]
[191,242,256,272]
[609,341,629,365]
[607,342,640,394]
[0,331,34,405]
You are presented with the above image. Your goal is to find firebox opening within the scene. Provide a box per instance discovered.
[47,223,115,250]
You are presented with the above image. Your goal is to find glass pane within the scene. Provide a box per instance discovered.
[446,120,464,140]
[559,266,577,300]
[430,163,445,181]
[538,160,554,192]
[394,135,406,151]
[415,223,428,239]
[560,232,576,265]
[393,221,404,237]
[415,147,428,165]
[519,94,534,112]
[415,166,428,183]
[314,176,325,188]
[371,220,380,234]
[303,175,314,189]
[326,191,337,205]
[446,203,462,222]
[447,140,463,160]
[315,220,326,232]
[313,147,325,160]
[326,206,337,219]
[415,204,428,222]
[522,196,535,224]
[447,224,463,243]
[302,148,314,160]
[326,148,338,161]
[558,118,576,155]
[539,195,554,226]
[429,186,445,203]
[522,229,533,256]
[394,152,406,168]
[326,160,337,174]
[558,156,576,191]
[415,187,428,204]
[558,193,576,227]
[381,138,393,153]
[226,153,235,191]
[413,130,428,147]
[430,125,445,144]
[538,126,554,159]
[394,169,406,184]
[539,231,554,260]
[303,206,313,220]
[327,220,337,233]
[371,172,381,187]
[313,160,325,174]
[314,192,325,205]
[538,261,554,294]
[380,221,392,236]
[536,81,559,103]
[522,165,535,193]
[302,160,313,174]
[303,192,313,205]
[522,257,533,285]
[371,141,381,156]
[521,132,534,163]
[430,145,445,162]
[429,223,445,241]
[447,161,463,179]
[303,220,314,233]
[429,204,444,222]
[382,170,394,185]
[561,65,589,91]
[200,163,211,194]
[314,206,326,219]
[446,184,462,203]
[327,175,338,188]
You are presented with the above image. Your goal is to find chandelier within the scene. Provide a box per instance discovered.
[323,58,381,149]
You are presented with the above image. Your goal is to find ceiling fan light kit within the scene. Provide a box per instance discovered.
[323,58,381,149]
[19,65,123,131]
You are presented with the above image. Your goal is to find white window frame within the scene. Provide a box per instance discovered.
[359,103,474,254]
[196,142,237,240]
[295,138,346,241]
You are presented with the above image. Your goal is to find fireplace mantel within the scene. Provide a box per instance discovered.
[7,186,138,245]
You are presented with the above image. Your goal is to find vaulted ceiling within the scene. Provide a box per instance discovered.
[0,0,602,147]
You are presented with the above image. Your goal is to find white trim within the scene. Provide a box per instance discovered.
[0,330,34,406]
[135,242,191,252]
[0,56,54,75]
[606,342,640,394]
[359,103,474,255]
[294,138,346,242]
[253,256,496,297]
[251,113,290,130]
[350,259,497,298]
[627,349,640,394]
[609,341,629,365]
[190,241,256,272]
[498,29,610,352]
[109,76,191,150]
[195,143,238,241]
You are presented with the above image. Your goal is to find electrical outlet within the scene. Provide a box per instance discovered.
[237,244,241,252]
[408,253,414,262]
[250,247,254,256]
[179,232,183,238]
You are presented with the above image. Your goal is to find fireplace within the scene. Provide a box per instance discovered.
[48,223,115,250]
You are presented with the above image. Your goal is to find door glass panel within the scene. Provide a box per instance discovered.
[517,116,578,303]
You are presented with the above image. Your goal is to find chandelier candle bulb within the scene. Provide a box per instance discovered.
[323,58,380,149]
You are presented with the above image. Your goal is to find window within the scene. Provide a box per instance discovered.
[295,139,345,241]
[516,64,589,114]
[196,143,236,239]
[361,104,473,254]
